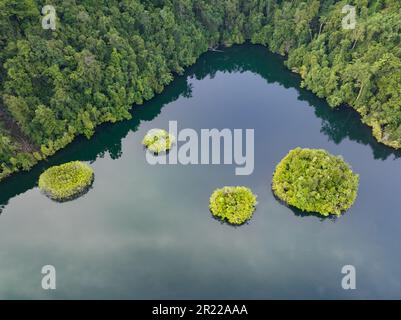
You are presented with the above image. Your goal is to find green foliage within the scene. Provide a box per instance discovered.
[284,1,401,148]
[142,129,175,154]
[38,161,94,201]
[272,148,359,216]
[0,119,38,180]
[209,186,257,225]
[0,0,400,181]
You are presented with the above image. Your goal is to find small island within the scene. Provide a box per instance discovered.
[272,148,359,216]
[39,161,94,201]
[142,129,175,154]
[209,186,257,225]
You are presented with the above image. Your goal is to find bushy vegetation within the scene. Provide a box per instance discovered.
[284,1,401,148]
[272,148,359,216]
[142,129,175,154]
[209,186,257,225]
[0,0,400,181]
[38,161,94,201]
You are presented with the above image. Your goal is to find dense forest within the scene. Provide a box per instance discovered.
[0,0,400,181]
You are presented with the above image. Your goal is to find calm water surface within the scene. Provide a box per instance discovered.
[1,45,401,299]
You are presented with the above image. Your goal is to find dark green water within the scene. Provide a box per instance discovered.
[1,44,401,299]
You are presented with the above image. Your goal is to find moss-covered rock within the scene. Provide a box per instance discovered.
[272,148,359,216]
[142,129,175,154]
[209,186,257,225]
[39,161,94,201]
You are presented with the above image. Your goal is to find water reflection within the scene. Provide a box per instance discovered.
[1,44,401,299]
[0,43,399,209]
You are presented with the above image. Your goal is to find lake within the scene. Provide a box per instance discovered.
[1,44,401,299]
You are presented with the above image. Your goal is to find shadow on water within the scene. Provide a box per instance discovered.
[288,205,341,222]
[1,43,400,211]
[271,189,340,222]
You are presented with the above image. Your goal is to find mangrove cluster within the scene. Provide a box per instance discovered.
[142,129,175,154]
[38,161,94,201]
[272,148,359,216]
[209,186,257,225]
